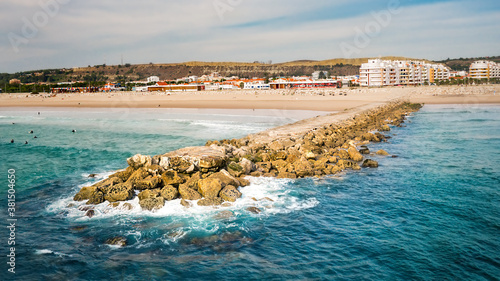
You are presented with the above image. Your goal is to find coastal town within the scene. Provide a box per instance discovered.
[2,59,499,95]
[3,0,500,279]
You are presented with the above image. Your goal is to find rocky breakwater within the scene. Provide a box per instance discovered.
[73,102,422,212]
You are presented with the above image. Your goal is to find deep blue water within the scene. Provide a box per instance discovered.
[0,105,499,280]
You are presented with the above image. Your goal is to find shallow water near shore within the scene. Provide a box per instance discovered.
[1,105,499,280]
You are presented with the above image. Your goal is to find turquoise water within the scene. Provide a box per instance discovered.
[1,105,499,280]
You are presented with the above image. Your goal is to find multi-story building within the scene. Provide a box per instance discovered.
[147,76,160,83]
[359,59,450,87]
[469,61,500,79]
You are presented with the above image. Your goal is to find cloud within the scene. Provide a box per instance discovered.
[0,0,498,73]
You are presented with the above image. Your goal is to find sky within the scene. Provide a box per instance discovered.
[0,0,499,73]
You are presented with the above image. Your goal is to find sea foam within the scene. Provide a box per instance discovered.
[46,176,320,238]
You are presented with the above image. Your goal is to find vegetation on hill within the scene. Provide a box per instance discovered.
[437,56,500,71]
[0,56,498,93]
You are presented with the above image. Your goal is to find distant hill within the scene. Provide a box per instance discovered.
[1,56,498,86]
[436,56,500,71]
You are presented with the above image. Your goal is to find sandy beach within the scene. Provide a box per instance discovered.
[1,85,499,112]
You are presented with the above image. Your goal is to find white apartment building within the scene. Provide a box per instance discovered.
[147,76,160,83]
[469,61,500,79]
[360,59,450,87]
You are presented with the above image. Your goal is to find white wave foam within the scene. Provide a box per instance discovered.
[161,229,188,245]
[190,120,270,132]
[157,118,194,123]
[80,170,116,183]
[47,176,319,237]
[35,249,53,255]
[35,249,72,257]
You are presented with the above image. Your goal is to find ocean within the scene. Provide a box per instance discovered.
[0,105,499,280]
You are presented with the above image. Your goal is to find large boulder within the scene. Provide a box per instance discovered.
[207,170,240,188]
[199,156,225,171]
[239,158,255,175]
[359,147,370,155]
[374,133,386,142]
[104,182,134,203]
[247,207,262,214]
[293,159,313,178]
[87,190,105,205]
[237,177,250,187]
[337,159,361,171]
[305,151,317,160]
[376,149,390,156]
[286,153,300,164]
[361,133,380,142]
[268,140,285,151]
[197,198,224,206]
[135,176,161,190]
[271,151,288,161]
[178,184,202,200]
[219,185,242,202]
[109,166,135,182]
[160,185,179,201]
[126,168,149,188]
[91,177,123,194]
[159,156,170,170]
[334,150,350,160]
[198,178,223,199]
[169,156,193,173]
[139,197,165,211]
[256,162,272,173]
[277,171,297,179]
[146,165,164,176]
[362,159,379,168]
[74,186,98,201]
[185,172,202,190]
[271,160,288,171]
[138,189,161,201]
[380,125,391,131]
[162,146,227,171]
[127,154,152,169]
[105,237,127,247]
[227,162,244,178]
[348,147,364,162]
[328,165,343,174]
[161,170,184,186]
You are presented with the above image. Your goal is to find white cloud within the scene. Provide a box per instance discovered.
[0,0,498,73]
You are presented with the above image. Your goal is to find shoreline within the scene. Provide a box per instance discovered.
[1,85,499,111]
